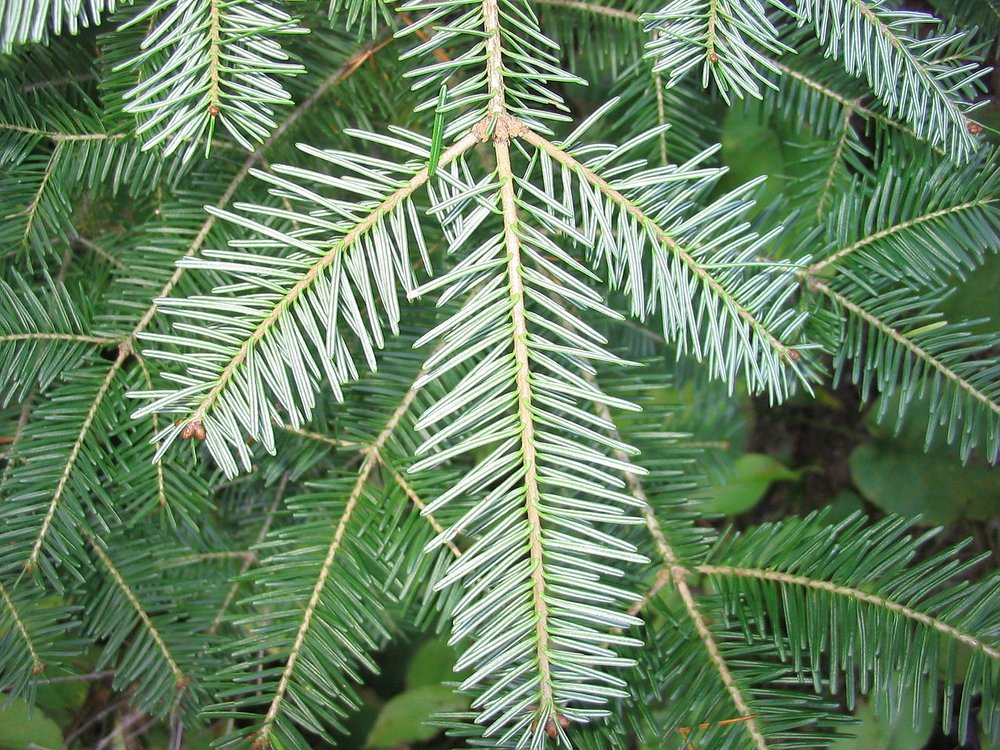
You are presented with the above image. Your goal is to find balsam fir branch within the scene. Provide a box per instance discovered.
[0,1,998,749]
[115,0,307,160]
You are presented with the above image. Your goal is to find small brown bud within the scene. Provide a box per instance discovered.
[31,663,46,675]
[558,715,570,729]
[967,120,983,135]
[209,105,220,117]
[193,421,206,441]
[545,718,558,739]
[181,423,195,440]
[708,52,719,63]
[787,348,800,361]
[175,676,189,691]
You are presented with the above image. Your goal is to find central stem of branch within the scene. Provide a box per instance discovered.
[482,0,505,115]
[481,0,554,723]
[496,137,554,716]
[207,0,223,110]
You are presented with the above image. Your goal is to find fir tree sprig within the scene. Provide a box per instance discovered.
[0,0,997,748]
